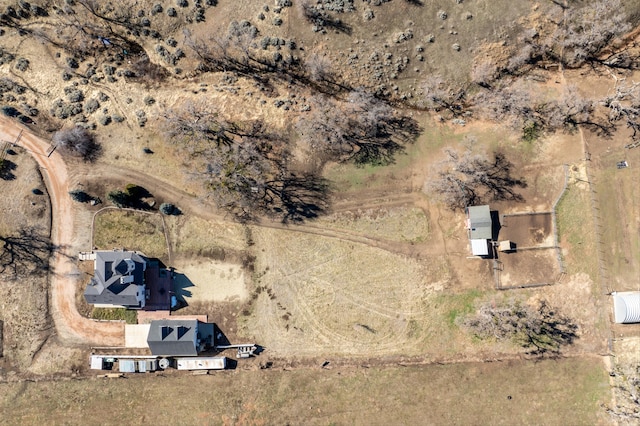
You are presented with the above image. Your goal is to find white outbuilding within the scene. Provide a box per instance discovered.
[612,291,640,324]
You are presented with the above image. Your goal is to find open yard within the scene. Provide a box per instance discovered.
[93,210,168,261]
[0,356,610,425]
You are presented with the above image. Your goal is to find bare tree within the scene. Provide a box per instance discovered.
[607,364,640,422]
[305,52,335,83]
[296,90,420,165]
[558,0,631,68]
[52,126,102,162]
[602,80,640,141]
[460,298,578,355]
[475,83,600,137]
[421,75,467,115]
[429,148,527,210]
[163,101,329,222]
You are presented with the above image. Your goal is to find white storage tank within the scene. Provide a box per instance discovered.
[612,292,640,324]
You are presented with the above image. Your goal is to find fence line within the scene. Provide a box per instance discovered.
[551,164,569,275]
[582,144,610,294]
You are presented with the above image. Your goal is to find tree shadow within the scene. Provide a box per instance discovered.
[485,153,528,202]
[344,114,422,167]
[266,173,332,223]
[520,300,579,356]
[0,227,61,277]
[0,159,17,180]
[300,4,352,35]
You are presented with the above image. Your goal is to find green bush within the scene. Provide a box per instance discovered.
[107,190,130,208]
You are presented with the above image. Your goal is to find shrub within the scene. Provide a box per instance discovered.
[103,65,115,75]
[160,203,181,215]
[124,183,147,198]
[69,189,91,203]
[1,105,20,117]
[272,17,283,26]
[84,98,100,114]
[166,7,177,16]
[64,87,84,103]
[437,10,447,20]
[107,190,130,208]
[98,115,111,126]
[151,4,163,14]
[66,57,79,69]
[166,37,178,47]
[112,114,125,123]
[14,57,28,71]
[176,0,188,7]
[98,92,109,102]
[52,126,101,161]
[135,110,147,127]
[61,71,72,81]
[144,95,155,105]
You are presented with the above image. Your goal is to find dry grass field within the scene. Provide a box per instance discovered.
[0,356,610,425]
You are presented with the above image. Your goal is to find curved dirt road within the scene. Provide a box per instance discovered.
[0,118,124,346]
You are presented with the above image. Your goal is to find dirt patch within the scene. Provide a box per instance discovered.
[172,257,248,304]
[498,248,561,287]
[500,213,554,248]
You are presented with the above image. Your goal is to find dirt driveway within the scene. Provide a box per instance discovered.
[0,118,124,346]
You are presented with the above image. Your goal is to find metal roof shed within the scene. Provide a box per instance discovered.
[466,205,492,240]
[613,292,640,324]
[470,239,490,256]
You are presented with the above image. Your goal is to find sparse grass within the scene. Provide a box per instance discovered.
[595,158,640,290]
[556,184,598,279]
[316,207,429,243]
[90,308,137,324]
[93,210,167,260]
[439,289,485,328]
[0,357,609,424]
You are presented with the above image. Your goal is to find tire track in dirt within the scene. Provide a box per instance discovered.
[0,118,124,347]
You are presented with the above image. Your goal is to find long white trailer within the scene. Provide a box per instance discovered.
[175,356,227,371]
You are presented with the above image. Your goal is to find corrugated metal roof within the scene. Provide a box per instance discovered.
[471,239,489,256]
[119,360,136,373]
[467,205,492,240]
[613,292,640,324]
[147,319,199,356]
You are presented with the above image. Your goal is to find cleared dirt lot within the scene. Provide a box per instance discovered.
[172,257,248,304]
[498,248,562,287]
[500,213,554,248]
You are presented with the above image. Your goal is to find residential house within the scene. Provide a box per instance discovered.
[84,250,147,309]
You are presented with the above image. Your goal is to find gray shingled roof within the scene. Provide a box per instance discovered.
[84,251,146,307]
[467,205,492,240]
[147,319,199,356]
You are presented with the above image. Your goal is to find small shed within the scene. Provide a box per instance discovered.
[612,292,640,324]
[90,356,105,370]
[466,205,492,256]
[499,240,515,252]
